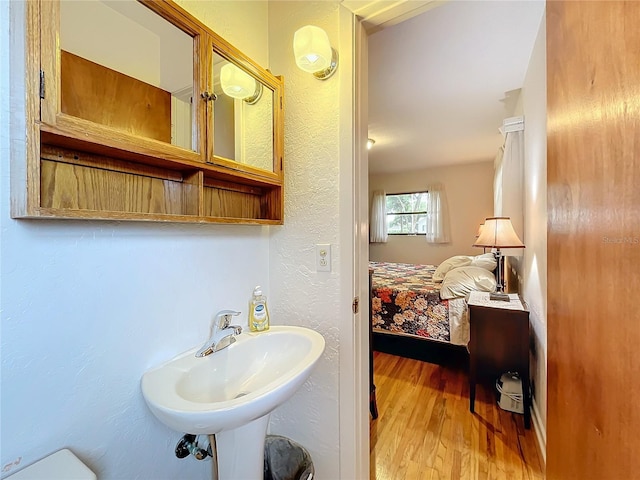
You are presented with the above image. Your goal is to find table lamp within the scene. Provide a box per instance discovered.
[473,216,525,301]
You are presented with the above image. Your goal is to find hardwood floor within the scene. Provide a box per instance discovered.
[370,352,544,480]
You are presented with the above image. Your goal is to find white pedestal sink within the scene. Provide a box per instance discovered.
[141,326,325,479]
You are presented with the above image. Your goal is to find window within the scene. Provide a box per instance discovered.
[386,192,429,234]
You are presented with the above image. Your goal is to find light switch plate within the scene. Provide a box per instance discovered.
[316,244,331,272]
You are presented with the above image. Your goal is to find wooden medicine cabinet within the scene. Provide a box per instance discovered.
[13,0,284,224]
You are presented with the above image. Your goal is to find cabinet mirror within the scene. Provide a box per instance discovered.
[210,42,282,177]
[23,0,284,225]
[58,0,198,153]
[212,51,275,173]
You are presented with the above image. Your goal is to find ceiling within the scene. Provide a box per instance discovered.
[361,0,545,174]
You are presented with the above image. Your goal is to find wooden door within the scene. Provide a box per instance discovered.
[547,1,640,478]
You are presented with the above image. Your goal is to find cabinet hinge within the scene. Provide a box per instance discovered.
[352,296,360,314]
[39,70,45,99]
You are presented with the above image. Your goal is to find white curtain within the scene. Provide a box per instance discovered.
[370,190,388,243]
[495,129,524,255]
[493,145,504,215]
[425,183,450,244]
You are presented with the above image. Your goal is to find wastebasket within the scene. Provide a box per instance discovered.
[264,435,314,480]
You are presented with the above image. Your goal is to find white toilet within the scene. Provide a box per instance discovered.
[6,449,96,480]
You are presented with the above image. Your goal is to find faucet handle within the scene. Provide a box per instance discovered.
[215,310,241,329]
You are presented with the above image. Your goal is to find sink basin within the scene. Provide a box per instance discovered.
[141,326,325,435]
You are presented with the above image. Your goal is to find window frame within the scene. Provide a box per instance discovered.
[385,191,429,236]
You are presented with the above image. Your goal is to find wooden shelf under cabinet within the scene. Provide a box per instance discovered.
[202,175,281,222]
[35,143,283,224]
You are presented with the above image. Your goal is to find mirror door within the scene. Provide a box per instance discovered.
[57,0,200,152]
[206,36,284,180]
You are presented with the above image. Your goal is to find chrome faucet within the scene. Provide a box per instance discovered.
[195,310,242,357]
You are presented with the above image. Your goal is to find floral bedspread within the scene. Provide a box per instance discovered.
[370,261,451,342]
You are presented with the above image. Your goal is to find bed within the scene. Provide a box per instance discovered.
[370,258,497,364]
[370,261,469,346]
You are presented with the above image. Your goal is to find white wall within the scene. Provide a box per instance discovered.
[266,3,354,478]
[521,12,547,458]
[241,90,273,172]
[1,2,271,479]
[61,0,161,87]
[177,1,269,68]
[61,0,193,93]
[369,161,494,265]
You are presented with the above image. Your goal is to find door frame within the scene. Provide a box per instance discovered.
[338,8,370,479]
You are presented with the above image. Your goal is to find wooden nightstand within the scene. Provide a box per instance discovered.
[468,291,531,429]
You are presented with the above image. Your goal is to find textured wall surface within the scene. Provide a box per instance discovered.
[241,89,274,172]
[175,0,270,67]
[369,161,494,266]
[521,13,547,453]
[1,3,270,479]
[267,3,345,479]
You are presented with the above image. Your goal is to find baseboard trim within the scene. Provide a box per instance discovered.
[531,398,546,465]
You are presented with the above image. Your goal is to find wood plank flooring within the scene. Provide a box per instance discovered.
[370,352,544,480]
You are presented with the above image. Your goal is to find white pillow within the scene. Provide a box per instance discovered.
[470,253,497,271]
[439,266,497,300]
[433,255,473,283]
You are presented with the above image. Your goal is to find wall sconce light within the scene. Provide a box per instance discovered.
[367,139,375,150]
[220,63,262,104]
[293,25,338,80]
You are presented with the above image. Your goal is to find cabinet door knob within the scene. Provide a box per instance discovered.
[200,91,217,102]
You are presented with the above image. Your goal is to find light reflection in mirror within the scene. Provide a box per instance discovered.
[212,51,274,172]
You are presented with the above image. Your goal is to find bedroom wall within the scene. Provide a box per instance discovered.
[369,161,494,266]
[520,12,547,458]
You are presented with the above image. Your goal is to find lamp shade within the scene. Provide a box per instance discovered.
[475,223,485,238]
[220,63,257,100]
[293,25,332,73]
[473,217,524,248]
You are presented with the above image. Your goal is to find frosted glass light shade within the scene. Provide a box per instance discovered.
[294,25,333,74]
[473,217,524,248]
[220,63,257,100]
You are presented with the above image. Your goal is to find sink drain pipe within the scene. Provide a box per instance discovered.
[175,433,220,480]
[175,434,209,460]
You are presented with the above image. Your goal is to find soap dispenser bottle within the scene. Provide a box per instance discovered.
[249,286,270,332]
